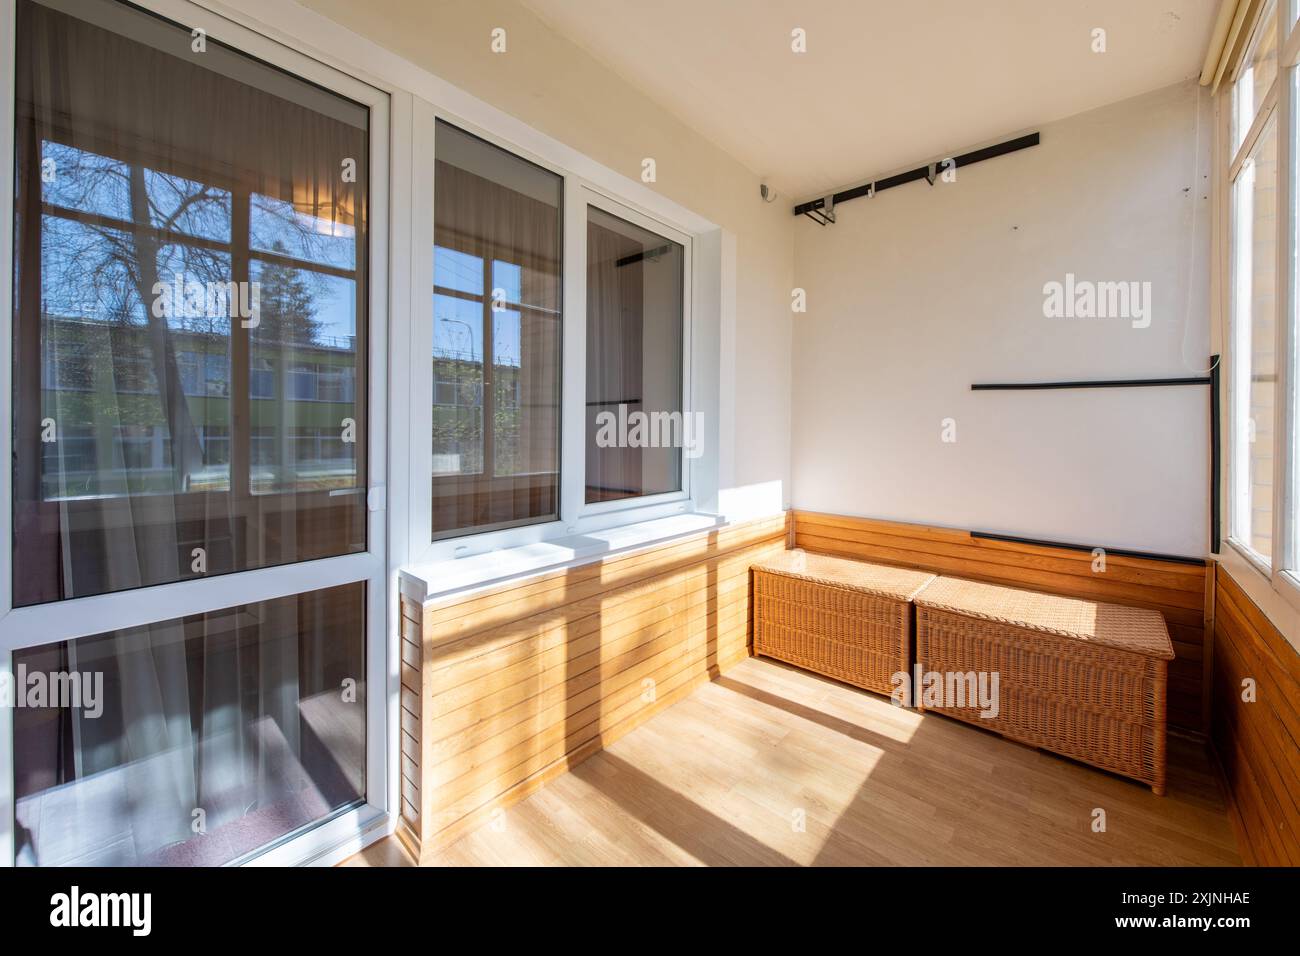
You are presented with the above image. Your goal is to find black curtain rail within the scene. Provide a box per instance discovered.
[971,376,1211,390]
[970,531,1205,567]
[1210,353,1221,555]
[970,354,1223,557]
[616,244,674,268]
[793,132,1040,222]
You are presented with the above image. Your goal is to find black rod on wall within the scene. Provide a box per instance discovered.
[971,358,1222,558]
[1210,354,1221,555]
[970,376,1211,390]
[792,132,1040,222]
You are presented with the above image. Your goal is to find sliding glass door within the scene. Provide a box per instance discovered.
[1,0,390,866]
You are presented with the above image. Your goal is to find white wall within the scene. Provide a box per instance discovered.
[299,0,795,518]
[791,81,1213,557]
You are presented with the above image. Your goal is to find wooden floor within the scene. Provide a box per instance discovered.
[345,656,1241,867]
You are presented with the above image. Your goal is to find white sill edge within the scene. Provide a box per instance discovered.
[1224,535,1272,579]
[399,512,732,606]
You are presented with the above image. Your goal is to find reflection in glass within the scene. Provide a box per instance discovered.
[248,257,358,495]
[12,583,366,866]
[432,121,562,537]
[13,0,368,604]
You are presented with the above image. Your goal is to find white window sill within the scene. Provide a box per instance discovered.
[1225,535,1272,579]
[399,512,729,607]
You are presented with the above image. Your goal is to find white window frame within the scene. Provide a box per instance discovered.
[1277,5,1300,605]
[0,0,396,868]
[1227,97,1277,575]
[1221,0,1300,618]
[568,187,694,520]
[407,102,706,568]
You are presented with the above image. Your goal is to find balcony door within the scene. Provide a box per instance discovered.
[0,0,390,866]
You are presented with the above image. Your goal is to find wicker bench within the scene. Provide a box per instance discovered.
[752,551,936,697]
[913,576,1174,794]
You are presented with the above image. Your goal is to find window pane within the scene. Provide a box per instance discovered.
[585,207,685,504]
[432,291,484,476]
[251,193,356,271]
[1233,1,1278,156]
[13,0,369,604]
[432,121,561,537]
[248,260,360,494]
[12,583,366,866]
[1232,118,1278,560]
[434,246,484,297]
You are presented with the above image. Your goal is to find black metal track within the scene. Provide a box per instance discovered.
[970,531,1205,567]
[1210,353,1221,555]
[793,132,1040,218]
[970,361,1222,557]
[971,376,1211,391]
[616,244,675,268]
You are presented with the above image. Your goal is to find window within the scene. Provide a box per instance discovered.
[1229,2,1281,565]
[585,206,686,503]
[1222,2,1300,597]
[410,114,700,562]
[1232,117,1279,561]
[251,357,276,398]
[430,121,562,538]
[12,0,369,603]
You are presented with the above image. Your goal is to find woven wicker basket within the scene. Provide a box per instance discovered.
[752,551,936,697]
[913,576,1174,795]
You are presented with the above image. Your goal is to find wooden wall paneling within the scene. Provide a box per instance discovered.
[396,514,789,860]
[1211,566,1300,866]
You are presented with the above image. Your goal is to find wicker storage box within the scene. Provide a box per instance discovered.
[913,576,1175,794]
[752,551,936,696]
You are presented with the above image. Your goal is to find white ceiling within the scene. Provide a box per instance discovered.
[522,0,1219,201]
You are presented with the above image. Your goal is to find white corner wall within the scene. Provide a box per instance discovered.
[300,0,795,520]
[791,82,1213,557]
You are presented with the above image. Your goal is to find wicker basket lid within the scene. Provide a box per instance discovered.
[754,550,937,602]
[914,576,1174,659]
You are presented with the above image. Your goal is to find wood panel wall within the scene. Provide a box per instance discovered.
[396,513,789,861]
[1211,564,1300,866]
[791,511,1210,734]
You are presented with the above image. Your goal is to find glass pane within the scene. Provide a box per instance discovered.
[1232,118,1278,560]
[432,291,484,476]
[12,583,366,866]
[434,246,484,297]
[585,207,685,504]
[13,0,369,605]
[248,260,360,494]
[1233,1,1278,156]
[432,121,561,537]
[251,193,356,271]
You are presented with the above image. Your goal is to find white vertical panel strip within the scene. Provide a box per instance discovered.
[383,87,415,834]
[560,175,587,530]
[408,101,436,560]
[0,0,19,625]
[1274,0,1295,579]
